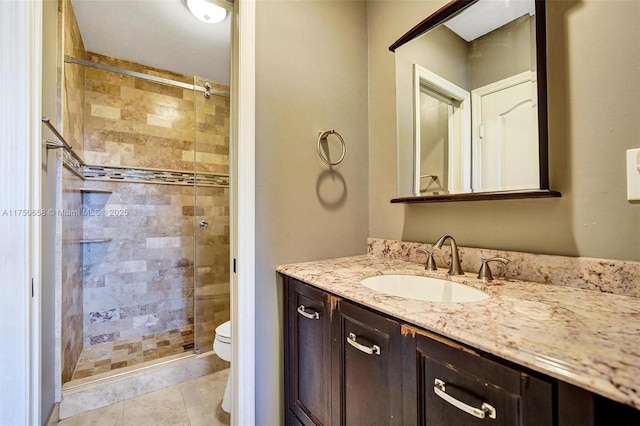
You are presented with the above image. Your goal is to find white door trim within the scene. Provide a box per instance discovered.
[412,64,471,196]
[0,0,43,424]
[231,0,256,423]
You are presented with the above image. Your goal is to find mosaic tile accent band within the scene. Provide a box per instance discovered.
[62,157,229,187]
[83,165,229,187]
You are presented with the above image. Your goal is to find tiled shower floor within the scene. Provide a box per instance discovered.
[71,326,194,381]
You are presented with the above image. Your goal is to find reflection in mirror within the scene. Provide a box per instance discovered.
[414,64,470,196]
[393,0,558,201]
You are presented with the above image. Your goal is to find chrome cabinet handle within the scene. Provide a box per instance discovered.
[296,305,320,320]
[346,332,381,356]
[199,220,209,228]
[433,379,496,420]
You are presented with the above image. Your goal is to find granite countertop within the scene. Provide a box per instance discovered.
[277,254,640,409]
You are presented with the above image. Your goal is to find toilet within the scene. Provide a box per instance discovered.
[213,320,231,413]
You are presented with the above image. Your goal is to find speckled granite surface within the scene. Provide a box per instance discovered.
[368,238,640,298]
[277,243,640,409]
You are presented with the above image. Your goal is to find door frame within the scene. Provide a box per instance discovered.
[231,0,256,423]
[0,0,256,423]
[0,0,43,424]
[412,64,471,196]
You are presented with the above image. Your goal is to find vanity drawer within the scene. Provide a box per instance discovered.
[422,354,520,425]
[407,327,553,426]
[332,300,404,425]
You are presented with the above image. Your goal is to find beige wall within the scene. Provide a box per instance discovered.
[255,0,369,423]
[369,0,640,262]
[254,0,640,419]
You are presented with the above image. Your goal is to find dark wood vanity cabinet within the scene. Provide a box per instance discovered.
[284,278,333,425]
[401,326,553,426]
[284,277,403,425]
[282,275,640,426]
[332,299,404,425]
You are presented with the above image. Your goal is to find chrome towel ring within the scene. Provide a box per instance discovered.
[317,129,346,166]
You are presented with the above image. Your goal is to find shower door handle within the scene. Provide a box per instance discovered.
[199,220,209,228]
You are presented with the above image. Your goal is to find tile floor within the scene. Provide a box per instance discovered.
[58,368,230,426]
[72,327,194,381]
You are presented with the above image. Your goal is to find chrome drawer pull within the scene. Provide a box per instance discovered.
[433,378,497,420]
[296,305,320,320]
[346,332,381,356]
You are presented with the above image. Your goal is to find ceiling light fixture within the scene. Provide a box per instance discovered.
[185,0,227,24]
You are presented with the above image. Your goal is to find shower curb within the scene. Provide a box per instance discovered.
[58,351,228,420]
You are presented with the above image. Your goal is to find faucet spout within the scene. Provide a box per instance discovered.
[433,235,464,275]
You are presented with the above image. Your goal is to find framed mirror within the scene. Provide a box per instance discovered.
[390,0,560,203]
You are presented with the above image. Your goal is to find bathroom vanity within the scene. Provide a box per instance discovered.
[278,240,640,425]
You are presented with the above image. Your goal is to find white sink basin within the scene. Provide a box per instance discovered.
[360,274,489,303]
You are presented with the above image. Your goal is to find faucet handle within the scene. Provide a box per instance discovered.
[416,248,437,271]
[477,257,509,282]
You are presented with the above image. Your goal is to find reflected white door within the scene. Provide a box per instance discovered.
[472,73,539,192]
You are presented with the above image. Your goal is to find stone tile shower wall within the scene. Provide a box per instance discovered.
[60,169,84,383]
[58,0,230,373]
[76,57,230,348]
[80,182,229,346]
[82,52,229,175]
[194,184,231,352]
[61,0,85,159]
[59,0,86,383]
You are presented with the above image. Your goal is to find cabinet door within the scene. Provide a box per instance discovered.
[332,300,403,426]
[403,326,553,426]
[285,278,333,425]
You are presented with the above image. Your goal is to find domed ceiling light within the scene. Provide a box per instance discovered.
[184,0,228,24]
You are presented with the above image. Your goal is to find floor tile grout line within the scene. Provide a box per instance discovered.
[178,383,193,426]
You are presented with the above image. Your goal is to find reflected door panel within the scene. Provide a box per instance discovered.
[472,74,539,192]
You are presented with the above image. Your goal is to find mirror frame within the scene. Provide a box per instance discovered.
[389,0,561,203]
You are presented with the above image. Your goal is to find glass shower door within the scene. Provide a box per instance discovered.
[193,76,231,354]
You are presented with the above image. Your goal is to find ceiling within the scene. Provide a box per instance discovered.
[444,0,535,42]
[70,0,231,85]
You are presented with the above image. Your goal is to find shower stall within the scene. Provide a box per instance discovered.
[56,6,231,388]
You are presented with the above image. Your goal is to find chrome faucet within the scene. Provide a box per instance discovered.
[432,235,464,275]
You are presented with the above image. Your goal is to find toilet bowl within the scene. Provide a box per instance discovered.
[213,320,231,413]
